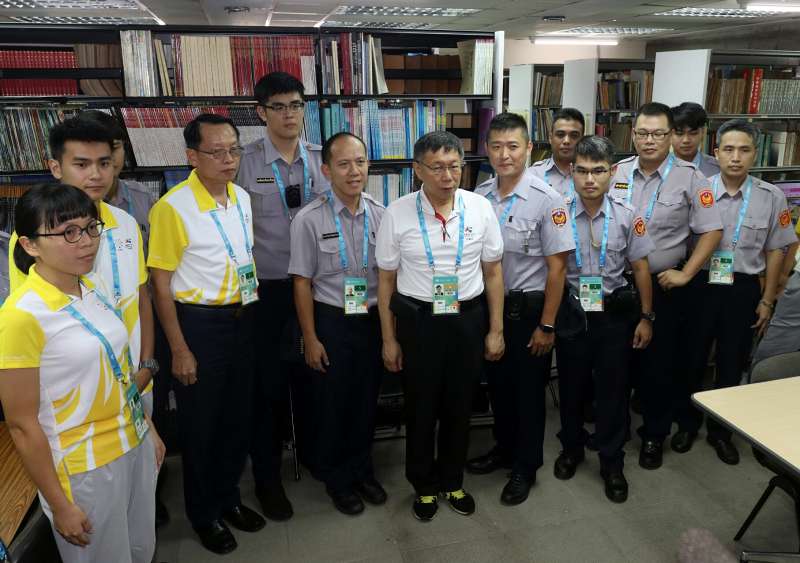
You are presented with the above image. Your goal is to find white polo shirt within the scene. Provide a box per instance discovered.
[147,170,255,306]
[0,267,142,501]
[376,187,503,302]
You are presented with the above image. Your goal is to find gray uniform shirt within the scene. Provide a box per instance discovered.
[685,152,721,179]
[108,178,157,251]
[567,195,656,294]
[529,157,574,201]
[475,171,575,292]
[610,155,723,274]
[0,230,9,303]
[237,134,330,280]
[702,174,798,275]
[289,191,384,308]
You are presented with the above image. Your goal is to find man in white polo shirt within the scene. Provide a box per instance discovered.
[376,131,505,521]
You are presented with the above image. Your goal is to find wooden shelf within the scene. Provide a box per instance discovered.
[751,166,800,173]
[708,114,800,120]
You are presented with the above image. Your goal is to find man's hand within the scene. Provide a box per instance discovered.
[484,330,505,361]
[133,368,152,392]
[54,503,92,547]
[149,421,166,470]
[304,337,329,373]
[171,348,197,386]
[632,320,653,349]
[657,269,691,290]
[382,338,403,373]
[752,301,773,337]
[528,327,554,356]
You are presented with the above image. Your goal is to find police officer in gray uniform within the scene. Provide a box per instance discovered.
[289,132,387,516]
[467,113,573,505]
[553,136,655,504]
[237,71,330,520]
[673,120,798,464]
[529,108,585,201]
[671,102,720,178]
[609,102,723,471]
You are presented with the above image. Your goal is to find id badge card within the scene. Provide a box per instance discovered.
[237,262,260,305]
[708,250,734,285]
[432,274,459,315]
[579,276,604,312]
[344,276,368,315]
[126,383,149,440]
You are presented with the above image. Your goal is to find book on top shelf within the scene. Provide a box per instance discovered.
[458,39,494,96]
[707,65,800,115]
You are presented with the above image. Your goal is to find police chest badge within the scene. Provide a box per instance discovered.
[551,208,567,228]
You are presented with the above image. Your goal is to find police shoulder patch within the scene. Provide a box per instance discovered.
[698,189,714,208]
[779,208,792,228]
[551,207,567,227]
[632,216,646,237]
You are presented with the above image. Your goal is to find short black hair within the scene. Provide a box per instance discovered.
[552,107,585,130]
[49,115,115,161]
[716,118,760,147]
[13,183,98,274]
[183,113,240,150]
[322,132,368,165]
[79,109,126,142]
[636,102,674,129]
[254,71,305,105]
[413,131,464,162]
[672,102,708,131]
[575,135,616,165]
[487,112,530,143]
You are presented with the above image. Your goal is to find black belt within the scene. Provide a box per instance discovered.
[259,278,292,287]
[400,294,483,314]
[315,301,378,318]
[504,290,544,321]
[175,301,241,310]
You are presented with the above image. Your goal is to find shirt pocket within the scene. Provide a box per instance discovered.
[738,216,768,250]
[247,182,284,217]
[654,196,685,230]
[605,235,628,270]
[318,237,344,274]
[504,219,541,255]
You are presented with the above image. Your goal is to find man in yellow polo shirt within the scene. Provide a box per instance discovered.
[148,113,264,555]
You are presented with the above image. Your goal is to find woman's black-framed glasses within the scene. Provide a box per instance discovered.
[33,220,105,244]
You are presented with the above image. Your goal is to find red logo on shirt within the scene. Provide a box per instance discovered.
[779,209,792,228]
[699,189,714,208]
[552,208,567,227]
[633,217,647,237]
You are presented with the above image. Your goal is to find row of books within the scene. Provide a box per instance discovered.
[533,73,563,107]
[0,49,77,69]
[74,43,125,97]
[458,39,494,95]
[120,30,159,97]
[320,33,388,96]
[0,79,78,96]
[530,108,556,141]
[386,79,462,95]
[706,66,800,115]
[596,71,653,111]
[365,170,414,206]
[0,108,78,171]
[595,114,635,152]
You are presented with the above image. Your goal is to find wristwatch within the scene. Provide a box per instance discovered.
[641,311,656,322]
[538,323,555,334]
[139,358,160,376]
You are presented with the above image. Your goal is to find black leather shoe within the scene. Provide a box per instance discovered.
[193,520,237,555]
[355,478,387,505]
[222,504,266,532]
[155,497,169,529]
[465,449,512,475]
[707,437,740,465]
[670,431,697,454]
[256,482,294,521]
[554,452,584,480]
[601,471,629,503]
[639,439,663,470]
[327,488,365,515]
[501,473,535,506]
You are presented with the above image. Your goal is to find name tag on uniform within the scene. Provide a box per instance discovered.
[579,276,604,312]
[344,277,368,315]
[433,274,459,315]
[126,383,149,440]
[256,177,275,184]
[614,182,629,190]
[237,263,260,305]
[708,250,734,285]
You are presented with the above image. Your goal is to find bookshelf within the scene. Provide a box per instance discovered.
[507,63,563,146]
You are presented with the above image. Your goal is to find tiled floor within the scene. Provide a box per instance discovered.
[154,407,796,563]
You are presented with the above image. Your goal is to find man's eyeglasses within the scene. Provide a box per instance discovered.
[262,101,305,114]
[633,129,671,141]
[194,146,245,160]
[415,160,465,176]
[573,167,610,177]
[33,220,105,244]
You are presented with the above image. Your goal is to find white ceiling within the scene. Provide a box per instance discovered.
[0,0,799,40]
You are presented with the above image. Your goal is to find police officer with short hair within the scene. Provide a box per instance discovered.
[237,71,330,520]
[609,102,723,470]
[288,132,387,515]
[671,102,720,178]
[529,108,585,200]
[554,136,655,503]
[672,119,798,464]
[467,113,573,505]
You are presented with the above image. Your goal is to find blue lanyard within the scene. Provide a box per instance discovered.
[271,143,311,216]
[209,192,252,266]
[570,197,611,272]
[488,189,517,226]
[416,191,465,272]
[713,176,753,250]
[627,154,675,222]
[105,229,122,302]
[692,152,702,168]
[327,192,369,272]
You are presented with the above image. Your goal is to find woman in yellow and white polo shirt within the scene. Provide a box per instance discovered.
[0,184,164,563]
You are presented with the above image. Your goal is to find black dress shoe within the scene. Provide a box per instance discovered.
[193,520,237,555]
[256,481,294,521]
[554,452,584,480]
[601,471,629,503]
[355,478,387,505]
[670,431,697,454]
[707,437,740,465]
[155,497,170,529]
[327,488,365,515]
[501,473,535,505]
[639,439,663,470]
[222,504,266,532]
[465,449,512,475]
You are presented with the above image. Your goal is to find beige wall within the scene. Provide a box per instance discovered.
[503,39,647,68]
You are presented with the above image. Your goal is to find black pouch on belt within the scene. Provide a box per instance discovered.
[556,288,587,338]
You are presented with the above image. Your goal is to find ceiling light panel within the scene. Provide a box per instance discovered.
[333,6,480,17]
[322,20,438,29]
[9,14,158,23]
[0,0,139,8]
[550,26,673,35]
[654,7,782,17]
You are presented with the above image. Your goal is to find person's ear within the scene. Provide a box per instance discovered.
[48,158,63,179]
[18,236,41,259]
